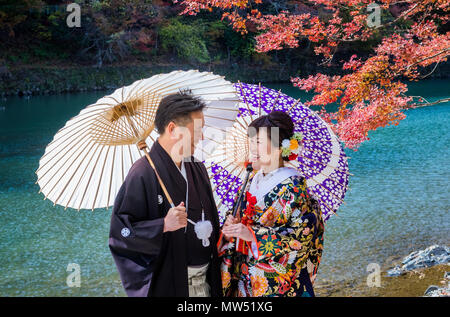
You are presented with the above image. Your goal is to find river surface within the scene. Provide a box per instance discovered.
[0,79,448,296]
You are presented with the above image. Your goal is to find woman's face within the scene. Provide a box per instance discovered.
[248,128,280,171]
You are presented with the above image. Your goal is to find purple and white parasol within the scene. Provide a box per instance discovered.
[203,82,350,223]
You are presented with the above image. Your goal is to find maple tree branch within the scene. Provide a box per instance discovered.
[410,97,450,108]
[406,48,450,71]
[419,58,442,80]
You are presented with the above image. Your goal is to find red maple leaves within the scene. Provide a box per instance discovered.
[178,0,450,150]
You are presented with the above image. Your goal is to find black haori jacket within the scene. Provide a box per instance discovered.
[108,140,222,297]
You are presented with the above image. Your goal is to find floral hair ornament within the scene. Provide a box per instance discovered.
[281,132,304,161]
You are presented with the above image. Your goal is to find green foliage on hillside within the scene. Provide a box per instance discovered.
[0,0,262,67]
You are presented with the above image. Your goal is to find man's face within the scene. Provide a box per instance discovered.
[185,110,205,156]
[171,110,204,159]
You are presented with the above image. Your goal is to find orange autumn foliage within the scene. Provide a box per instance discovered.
[177,0,450,150]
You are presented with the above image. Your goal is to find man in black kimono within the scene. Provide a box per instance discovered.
[108,90,222,297]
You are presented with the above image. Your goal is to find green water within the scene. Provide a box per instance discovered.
[0,80,449,296]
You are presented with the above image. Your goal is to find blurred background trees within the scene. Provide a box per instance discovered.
[0,0,263,67]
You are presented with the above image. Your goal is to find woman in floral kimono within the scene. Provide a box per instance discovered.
[218,111,324,297]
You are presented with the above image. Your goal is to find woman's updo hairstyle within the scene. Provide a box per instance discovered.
[248,111,295,161]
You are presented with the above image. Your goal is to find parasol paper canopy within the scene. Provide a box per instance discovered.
[36,70,240,210]
[204,82,351,222]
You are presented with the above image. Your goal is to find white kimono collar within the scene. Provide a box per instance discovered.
[248,167,299,205]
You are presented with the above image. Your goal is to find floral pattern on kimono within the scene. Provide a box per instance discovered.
[218,175,324,297]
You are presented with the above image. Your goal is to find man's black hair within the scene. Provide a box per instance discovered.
[154,89,206,134]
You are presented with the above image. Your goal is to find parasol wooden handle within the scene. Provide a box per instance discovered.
[231,163,253,217]
[138,141,175,208]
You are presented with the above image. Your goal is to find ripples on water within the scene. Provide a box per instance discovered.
[0,80,448,296]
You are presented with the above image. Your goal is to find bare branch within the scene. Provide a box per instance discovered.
[410,97,450,108]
